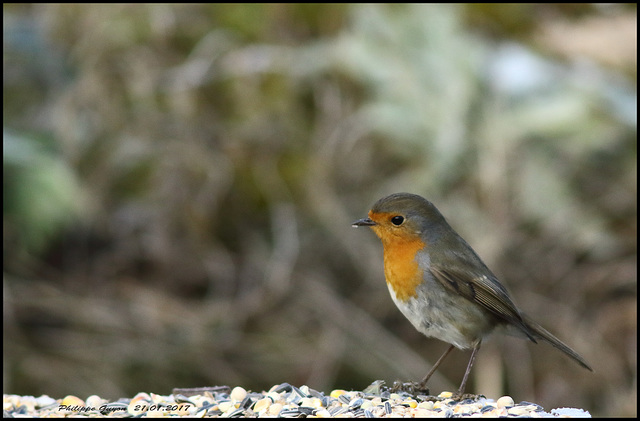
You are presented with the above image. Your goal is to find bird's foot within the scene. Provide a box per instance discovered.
[450,392,484,402]
[390,380,430,395]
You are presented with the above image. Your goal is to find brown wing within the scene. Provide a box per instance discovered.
[430,266,537,343]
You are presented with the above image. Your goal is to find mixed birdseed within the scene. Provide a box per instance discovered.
[3,381,591,418]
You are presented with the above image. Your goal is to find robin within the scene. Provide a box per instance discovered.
[352,192,592,396]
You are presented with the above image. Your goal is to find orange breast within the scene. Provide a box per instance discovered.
[381,236,426,302]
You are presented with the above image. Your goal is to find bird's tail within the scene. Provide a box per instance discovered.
[522,314,593,372]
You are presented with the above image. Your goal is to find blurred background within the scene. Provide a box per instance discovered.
[3,4,636,417]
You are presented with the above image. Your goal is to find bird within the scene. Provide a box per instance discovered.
[352,192,592,396]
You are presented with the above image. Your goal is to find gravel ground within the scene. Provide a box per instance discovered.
[3,381,591,418]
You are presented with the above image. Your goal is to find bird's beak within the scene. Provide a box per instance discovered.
[352,218,376,228]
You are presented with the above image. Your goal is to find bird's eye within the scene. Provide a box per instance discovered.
[390,215,404,226]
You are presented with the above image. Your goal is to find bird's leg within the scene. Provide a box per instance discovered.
[456,341,481,397]
[419,344,456,388]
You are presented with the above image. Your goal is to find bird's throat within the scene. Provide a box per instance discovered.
[381,237,426,302]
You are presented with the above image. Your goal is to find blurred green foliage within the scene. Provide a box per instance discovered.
[3,132,81,254]
[3,4,636,417]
